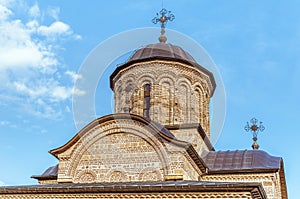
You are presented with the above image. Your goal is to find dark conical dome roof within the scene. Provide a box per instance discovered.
[110,42,216,94]
[128,43,197,65]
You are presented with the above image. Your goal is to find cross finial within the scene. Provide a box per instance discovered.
[244,118,265,150]
[152,8,175,43]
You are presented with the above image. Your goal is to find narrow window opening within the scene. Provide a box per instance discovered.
[143,84,151,119]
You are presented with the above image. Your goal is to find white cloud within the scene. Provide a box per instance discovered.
[0,1,82,119]
[65,106,71,113]
[0,4,12,20]
[0,180,5,186]
[28,3,40,18]
[73,88,86,96]
[14,82,48,98]
[0,120,10,126]
[0,120,16,128]
[66,70,82,82]
[0,42,55,70]
[0,1,80,71]
[0,6,58,70]
[30,98,63,119]
[51,86,72,101]
[47,6,60,21]
[13,78,85,103]
[38,21,71,37]
[0,0,14,6]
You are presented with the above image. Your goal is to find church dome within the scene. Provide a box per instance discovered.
[128,43,197,65]
[110,42,216,92]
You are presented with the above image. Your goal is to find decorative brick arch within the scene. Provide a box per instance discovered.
[137,73,156,87]
[157,74,176,125]
[111,60,214,127]
[106,169,129,182]
[176,79,192,123]
[138,167,163,181]
[194,82,210,135]
[194,83,206,124]
[74,170,97,183]
[61,115,172,182]
[157,72,176,86]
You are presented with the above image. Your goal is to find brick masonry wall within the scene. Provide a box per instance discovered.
[56,119,202,183]
[202,173,281,199]
[112,60,213,138]
[0,192,253,199]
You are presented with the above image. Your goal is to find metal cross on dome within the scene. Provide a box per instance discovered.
[244,118,265,150]
[152,8,175,29]
[152,8,175,43]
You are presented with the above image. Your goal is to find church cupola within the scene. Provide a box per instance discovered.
[109,8,216,153]
[110,42,216,150]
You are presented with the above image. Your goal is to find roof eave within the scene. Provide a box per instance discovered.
[110,57,216,96]
[0,181,267,198]
[207,168,280,175]
[31,175,57,180]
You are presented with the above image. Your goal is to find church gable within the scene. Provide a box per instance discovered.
[73,133,163,183]
[49,114,206,183]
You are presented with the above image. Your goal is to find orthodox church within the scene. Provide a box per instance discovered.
[0,9,287,199]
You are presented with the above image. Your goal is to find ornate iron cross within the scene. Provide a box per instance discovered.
[152,8,175,43]
[152,8,175,29]
[244,118,265,150]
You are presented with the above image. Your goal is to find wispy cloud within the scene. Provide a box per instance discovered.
[28,3,40,18]
[0,120,10,126]
[0,120,17,128]
[0,1,82,119]
[65,70,83,82]
[0,180,5,186]
[47,6,60,21]
[38,21,81,40]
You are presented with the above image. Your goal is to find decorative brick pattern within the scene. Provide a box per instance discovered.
[202,173,280,199]
[56,118,202,183]
[0,192,252,199]
[112,60,212,138]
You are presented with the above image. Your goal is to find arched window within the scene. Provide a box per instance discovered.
[143,84,151,119]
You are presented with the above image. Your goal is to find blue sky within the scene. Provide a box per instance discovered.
[0,0,299,197]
